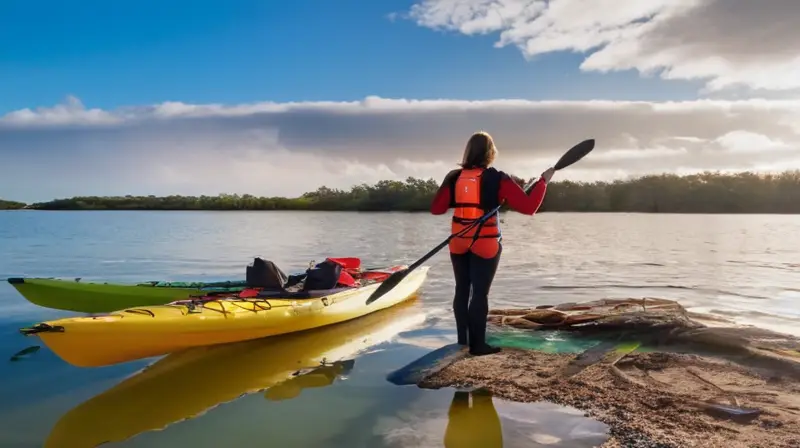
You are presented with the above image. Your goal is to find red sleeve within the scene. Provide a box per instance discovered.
[498,175,547,215]
[430,170,460,215]
[430,184,451,215]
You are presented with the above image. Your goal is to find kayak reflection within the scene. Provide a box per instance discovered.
[444,389,503,448]
[264,359,355,401]
[45,299,426,448]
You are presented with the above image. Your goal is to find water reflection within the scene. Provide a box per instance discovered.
[376,386,609,447]
[441,388,611,448]
[45,301,426,447]
[444,389,503,447]
[265,359,355,401]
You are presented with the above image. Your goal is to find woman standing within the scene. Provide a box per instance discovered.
[429,131,554,356]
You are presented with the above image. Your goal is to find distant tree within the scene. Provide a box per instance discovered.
[0,199,27,210]
[24,171,800,214]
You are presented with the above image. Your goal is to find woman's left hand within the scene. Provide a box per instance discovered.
[541,167,555,183]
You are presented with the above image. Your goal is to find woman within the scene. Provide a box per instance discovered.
[430,131,554,356]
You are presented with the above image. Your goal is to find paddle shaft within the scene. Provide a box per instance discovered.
[403,175,541,271]
[364,182,533,305]
[365,139,595,305]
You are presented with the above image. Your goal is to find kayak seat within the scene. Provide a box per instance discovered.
[303,259,343,292]
[246,258,289,290]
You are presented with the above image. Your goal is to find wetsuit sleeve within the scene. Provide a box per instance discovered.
[498,173,547,215]
[430,185,451,215]
[430,169,460,215]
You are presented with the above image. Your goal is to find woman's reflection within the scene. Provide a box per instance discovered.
[444,388,503,448]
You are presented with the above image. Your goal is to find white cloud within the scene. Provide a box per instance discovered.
[1,95,121,126]
[403,0,800,93]
[715,131,794,154]
[1,95,799,201]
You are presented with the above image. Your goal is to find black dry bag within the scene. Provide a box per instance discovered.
[246,257,288,289]
[302,259,342,291]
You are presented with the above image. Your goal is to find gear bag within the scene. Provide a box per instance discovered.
[245,257,288,289]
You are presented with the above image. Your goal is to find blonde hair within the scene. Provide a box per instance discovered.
[460,131,497,169]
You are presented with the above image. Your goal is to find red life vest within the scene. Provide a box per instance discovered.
[447,167,502,258]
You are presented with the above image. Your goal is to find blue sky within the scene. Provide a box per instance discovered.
[1,0,799,201]
[0,0,704,113]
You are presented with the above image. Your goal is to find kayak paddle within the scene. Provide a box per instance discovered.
[365,138,596,305]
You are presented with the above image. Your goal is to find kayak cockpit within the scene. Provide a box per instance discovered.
[170,257,404,306]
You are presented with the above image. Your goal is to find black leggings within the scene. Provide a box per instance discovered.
[450,244,502,349]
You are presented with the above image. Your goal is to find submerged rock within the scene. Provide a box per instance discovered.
[489,298,800,379]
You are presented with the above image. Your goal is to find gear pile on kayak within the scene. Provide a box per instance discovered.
[14,256,430,368]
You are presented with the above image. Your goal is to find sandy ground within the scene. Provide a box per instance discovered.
[419,349,800,448]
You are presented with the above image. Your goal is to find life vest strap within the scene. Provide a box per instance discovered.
[453,202,482,208]
[452,217,497,227]
[453,233,501,239]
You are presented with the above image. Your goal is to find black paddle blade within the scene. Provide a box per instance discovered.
[554,139,595,171]
[365,269,410,305]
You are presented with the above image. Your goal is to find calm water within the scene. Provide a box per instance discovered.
[1,210,799,447]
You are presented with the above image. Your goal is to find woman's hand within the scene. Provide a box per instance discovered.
[541,167,555,183]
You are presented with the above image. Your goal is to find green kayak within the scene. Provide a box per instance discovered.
[7,277,248,314]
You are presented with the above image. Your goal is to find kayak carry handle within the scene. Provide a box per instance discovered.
[124,309,156,318]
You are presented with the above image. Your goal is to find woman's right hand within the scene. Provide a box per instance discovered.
[541,167,555,183]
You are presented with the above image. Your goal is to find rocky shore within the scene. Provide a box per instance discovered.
[405,298,800,447]
[418,348,800,447]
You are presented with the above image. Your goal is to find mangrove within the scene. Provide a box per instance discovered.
[0,199,27,210]
[8,170,800,213]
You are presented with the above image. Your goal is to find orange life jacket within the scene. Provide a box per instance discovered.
[447,167,502,258]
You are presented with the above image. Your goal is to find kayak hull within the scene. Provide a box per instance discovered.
[24,266,430,367]
[45,301,427,447]
[6,277,248,313]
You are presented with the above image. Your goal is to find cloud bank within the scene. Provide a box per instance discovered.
[2,95,799,201]
[403,0,800,93]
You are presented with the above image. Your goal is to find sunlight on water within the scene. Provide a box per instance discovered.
[1,210,799,446]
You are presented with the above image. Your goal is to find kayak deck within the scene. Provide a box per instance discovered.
[21,266,430,367]
[7,277,247,314]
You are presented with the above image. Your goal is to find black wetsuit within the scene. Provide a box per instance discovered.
[450,245,502,355]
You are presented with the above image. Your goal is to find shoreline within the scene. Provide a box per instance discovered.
[407,299,800,448]
[418,349,800,448]
[4,170,800,213]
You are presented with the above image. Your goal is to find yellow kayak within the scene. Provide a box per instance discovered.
[21,265,429,367]
[45,300,428,447]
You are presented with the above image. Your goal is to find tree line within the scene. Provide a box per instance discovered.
[0,199,26,210]
[5,171,800,213]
